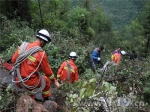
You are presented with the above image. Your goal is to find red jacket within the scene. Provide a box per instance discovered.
[12,40,56,84]
[111,53,121,65]
[57,59,78,83]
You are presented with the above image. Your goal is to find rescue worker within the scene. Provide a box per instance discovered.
[112,50,126,64]
[11,29,60,101]
[112,52,121,65]
[101,50,126,71]
[90,46,104,73]
[57,52,79,84]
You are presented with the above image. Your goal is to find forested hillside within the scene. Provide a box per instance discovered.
[0,0,150,112]
[72,0,146,30]
[99,0,146,30]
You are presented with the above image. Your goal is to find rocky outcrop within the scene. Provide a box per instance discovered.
[43,100,57,112]
[16,95,57,112]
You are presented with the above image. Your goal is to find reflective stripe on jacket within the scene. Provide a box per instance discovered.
[111,53,121,64]
[12,40,56,83]
[57,59,78,83]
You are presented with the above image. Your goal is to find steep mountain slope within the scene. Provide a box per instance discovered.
[98,0,146,30]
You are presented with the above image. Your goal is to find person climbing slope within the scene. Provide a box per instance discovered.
[101,50,127,71]
[90,45,104,73]
[11,29,60,101]
[57,52,79,84]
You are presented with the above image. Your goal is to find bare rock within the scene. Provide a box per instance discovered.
[43,100,57,112]
[16,95,48,112]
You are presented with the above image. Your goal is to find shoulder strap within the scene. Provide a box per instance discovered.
[14,42,43,67]
[66,60,71,81]
[11,42,45,95]
[20,41,29,54]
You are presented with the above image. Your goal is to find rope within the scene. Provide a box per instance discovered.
[66,60,71,82]
[11,42,46,95]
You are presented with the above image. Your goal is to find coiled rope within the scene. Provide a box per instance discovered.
[11,42,46,95]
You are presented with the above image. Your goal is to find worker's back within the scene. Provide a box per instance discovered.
[111,53,121,65]
[57,59,78,83]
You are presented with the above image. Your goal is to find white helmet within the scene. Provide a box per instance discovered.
[36,29,51,43]
[121,50,127,55]
[69,52,78,59]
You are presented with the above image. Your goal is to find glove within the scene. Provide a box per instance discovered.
[54,80,61,88]
[97,57,101,61]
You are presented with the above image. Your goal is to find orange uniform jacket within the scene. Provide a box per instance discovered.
[12,40,56,98]
[111,53,121,65]
[57,59,78,83]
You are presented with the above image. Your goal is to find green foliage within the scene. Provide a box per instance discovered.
[90,5,111,33]
[0,84,16,111]
[28,0,112,40]
[98,0,146,30]
[86,27,95,37]
[124,20,144,38]
[0,0,31,21]
[65,78,119,111]
[0,15,35,53]
[105,18,147,56]
[138,0,150,35]
[67,6,90,37]
[78,78,96,98]
[1,0,150,111]
[29,0,71,30]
